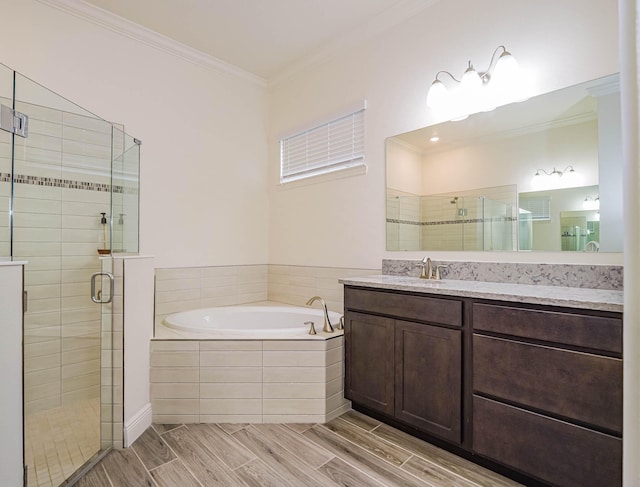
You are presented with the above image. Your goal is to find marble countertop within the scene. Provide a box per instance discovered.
[339,275,623,312]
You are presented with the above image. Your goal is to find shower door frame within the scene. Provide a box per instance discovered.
[0,63,128,487]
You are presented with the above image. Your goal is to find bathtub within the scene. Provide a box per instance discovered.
[163,304,342,338]
[152,303,351,424]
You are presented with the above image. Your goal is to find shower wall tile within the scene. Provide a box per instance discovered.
[10,104,128,427]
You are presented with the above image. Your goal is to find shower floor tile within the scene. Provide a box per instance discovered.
[25,397,100,487]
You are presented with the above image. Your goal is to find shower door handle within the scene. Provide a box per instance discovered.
[91,272,115,304]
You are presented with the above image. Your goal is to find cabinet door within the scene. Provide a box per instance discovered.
[395,321,461,443]
[344,311,394,415]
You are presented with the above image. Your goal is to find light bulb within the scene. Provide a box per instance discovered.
[460,64,482,91]
[583,197,597,210]
[493,50,518,83]
[531,172,543,189]
[491,50,519,106]
[426,79,447,109]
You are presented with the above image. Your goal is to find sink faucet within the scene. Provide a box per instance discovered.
[419,257,434,279]
[420,257,447,280]
[306,296,334,333]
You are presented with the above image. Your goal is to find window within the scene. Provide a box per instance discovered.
[280,106,365,183]
[519,196,551,221]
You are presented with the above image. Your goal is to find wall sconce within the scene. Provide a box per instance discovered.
[583,195,600,210]
[533,165,575,179]
[531,166,577,189]
[426,45,519,114]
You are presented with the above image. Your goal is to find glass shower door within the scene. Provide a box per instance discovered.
[11,71,116,487]
[0,64,13,257]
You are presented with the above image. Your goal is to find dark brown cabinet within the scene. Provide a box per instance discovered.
[344,311,394,415]
[344,286,463,444]
[395,320,461,442]
[473,396,622,487]
[472,302,623,487]
[343,284,623,487]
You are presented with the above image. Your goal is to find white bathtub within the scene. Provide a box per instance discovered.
[153,303,351,423]
[163,304,342,337]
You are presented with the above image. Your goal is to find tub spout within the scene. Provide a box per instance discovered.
[305,296,334,333]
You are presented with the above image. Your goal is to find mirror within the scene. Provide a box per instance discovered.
[386,73,621,252]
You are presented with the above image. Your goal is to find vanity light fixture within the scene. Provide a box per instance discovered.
[531,165,577,189]
[533,165,576,178]
[426,45,519,113]
[583,195,600,210]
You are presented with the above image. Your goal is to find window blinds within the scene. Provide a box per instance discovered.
[519,196,552,221]
[280,108,365,183]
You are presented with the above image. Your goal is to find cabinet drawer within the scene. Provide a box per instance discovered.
[473,396,621,487]
[473,335,622,433]
[472,302,622,354]
[345,287,462,327]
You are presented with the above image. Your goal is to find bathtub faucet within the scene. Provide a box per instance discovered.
[306,296,334,333]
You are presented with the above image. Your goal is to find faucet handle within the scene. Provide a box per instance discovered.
[435,264,449,280]
[336,316,344,330]
[305,321,317,335]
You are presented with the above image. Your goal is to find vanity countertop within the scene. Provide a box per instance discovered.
[339,275,623,313]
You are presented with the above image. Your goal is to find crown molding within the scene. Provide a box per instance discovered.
[35,0,268,87]
[269,0,442,87]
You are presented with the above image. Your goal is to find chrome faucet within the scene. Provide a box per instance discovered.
[306,296,334,333]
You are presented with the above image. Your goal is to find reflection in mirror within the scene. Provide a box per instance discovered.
[519,185,599,251]
[386,73,621,252]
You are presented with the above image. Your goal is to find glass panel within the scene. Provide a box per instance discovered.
[111,127,139,253]
[13,72,116,486]
[0,64,14,259]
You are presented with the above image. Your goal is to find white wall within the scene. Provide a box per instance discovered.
[0,263,24,487]
[598,91,624,251]
[0,0,269,269]
[386,139,423,194]
[122,256,154,447]
[268,0,621,268]
[420,120,599,195]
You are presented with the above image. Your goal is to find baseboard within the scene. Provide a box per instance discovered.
[326,400,352,422]
[123,403,152,447]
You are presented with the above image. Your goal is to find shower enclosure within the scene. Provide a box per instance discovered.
[0,63,139,487]
[386,189,516,251]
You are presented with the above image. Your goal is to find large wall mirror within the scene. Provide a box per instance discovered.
[386,73,621,253]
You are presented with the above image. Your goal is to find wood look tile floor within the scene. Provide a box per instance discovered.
[77,410,522,487]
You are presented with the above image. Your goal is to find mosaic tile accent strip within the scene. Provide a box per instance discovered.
[0,172,136,194]
[386,217,518,226]
[382,259,624,290]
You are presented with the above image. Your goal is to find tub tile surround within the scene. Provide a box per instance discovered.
[150,337,350,424]
[267,265,378,314]
[154,264,379,328]
[155,265,269,328]
[383,259,623,290]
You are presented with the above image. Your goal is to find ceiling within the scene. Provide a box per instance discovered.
[81,0,417,81]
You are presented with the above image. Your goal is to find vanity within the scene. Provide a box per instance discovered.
[340,275,623,487]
